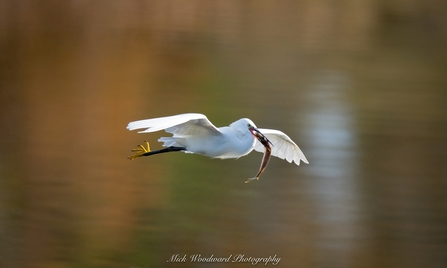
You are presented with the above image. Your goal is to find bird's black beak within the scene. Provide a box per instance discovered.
[249,126,273,147]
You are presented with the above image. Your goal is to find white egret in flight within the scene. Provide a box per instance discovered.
[127,113,308,183]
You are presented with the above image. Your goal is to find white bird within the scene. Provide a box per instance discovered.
[127,113,308,182]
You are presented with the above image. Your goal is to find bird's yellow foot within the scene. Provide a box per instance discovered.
[128,141,151,160]
[245,177,259,183]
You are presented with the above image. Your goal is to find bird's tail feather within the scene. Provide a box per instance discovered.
[158,137,185,148]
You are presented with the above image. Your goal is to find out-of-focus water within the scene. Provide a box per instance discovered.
[1,2,447,268]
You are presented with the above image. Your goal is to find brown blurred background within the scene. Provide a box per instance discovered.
[1,1,447,268]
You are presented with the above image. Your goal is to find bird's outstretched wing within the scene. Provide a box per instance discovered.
[127,113,221,136]
[253,129,308,165]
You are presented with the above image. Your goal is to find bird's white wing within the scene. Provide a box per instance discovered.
[253,129,309,165]
[127,113,221,136]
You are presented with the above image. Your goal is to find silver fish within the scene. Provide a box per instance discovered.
[245,133,272,183]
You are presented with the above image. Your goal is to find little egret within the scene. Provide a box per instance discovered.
[127,113,308,182]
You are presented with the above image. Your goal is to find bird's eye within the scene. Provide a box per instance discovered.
[247,123,251,127]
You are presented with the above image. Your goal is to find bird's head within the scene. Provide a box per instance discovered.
[231,118,272,146]
[236,119,273,147]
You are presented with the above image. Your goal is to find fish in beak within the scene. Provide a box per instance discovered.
[246,126,273,183]
[249,126,273,147]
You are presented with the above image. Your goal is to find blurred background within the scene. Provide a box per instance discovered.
[1,1,447,268]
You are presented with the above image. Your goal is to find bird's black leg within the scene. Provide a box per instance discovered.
[128,141,186,160]
[142,146,186,156]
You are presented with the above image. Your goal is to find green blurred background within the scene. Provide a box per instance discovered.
[1,1,447,268]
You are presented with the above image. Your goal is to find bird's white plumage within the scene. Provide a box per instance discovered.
[253,129,308,165]
[127,113,256,158]
[127,113,308,165]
